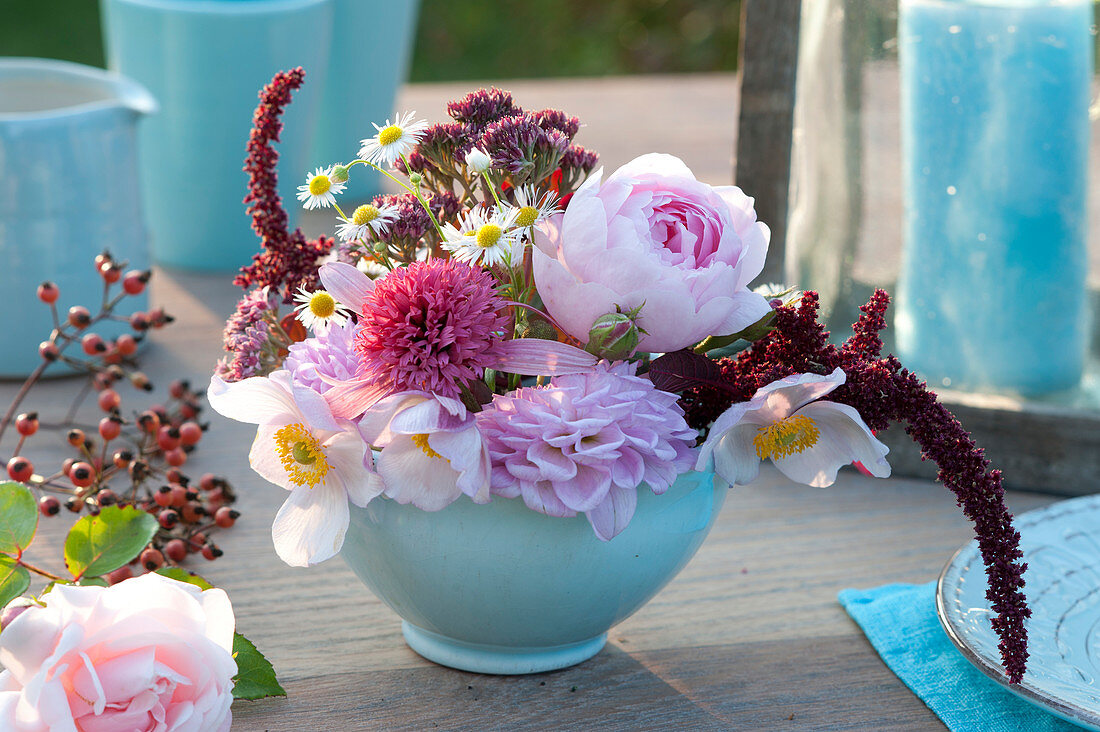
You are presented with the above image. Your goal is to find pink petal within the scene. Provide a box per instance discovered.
[752,368,846,423]
[585,483,638,541]
[322,379,393,421]
[319,262,374,313]
[490,339,597,376]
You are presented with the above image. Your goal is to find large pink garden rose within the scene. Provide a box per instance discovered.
[0,573,236,732]
[533,153,772,353]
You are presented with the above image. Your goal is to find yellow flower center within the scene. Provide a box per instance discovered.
[308,175,332,196]
[274,423,331,487]
[476,224,503,248]
[309,291,337,319]
[377,125,403,146]
[515,206,539,228]
[411,433,444,460]
[753,414,820,461]
[353,205,380,226]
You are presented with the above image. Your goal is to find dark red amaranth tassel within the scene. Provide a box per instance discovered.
[681,289,1030,683]
[234,68,334,302]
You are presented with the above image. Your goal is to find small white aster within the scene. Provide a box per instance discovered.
[358,111,429,166]
[441,207,522,268]
[356,255,389,280]
[297,166,345,210]
[508,185,562,234]
[293,287,351,331]
[336,202,398,242]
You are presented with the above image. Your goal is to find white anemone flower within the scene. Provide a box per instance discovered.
[696,367,890,488]
[508,185,562,234]
[358,391,491,510]
[208,371,381,567]
[296,166,345,210]
[336,202,398,243]
[292,287,351,332]
[440,206,522,267]
[358,111,429,166]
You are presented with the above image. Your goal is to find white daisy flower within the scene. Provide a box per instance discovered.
[508,185,562,234]
[296,166,345,210]
[465,147,492,174]
[356,255,389,279]
[336,202,398,242]
[440,207,522,268]
[357,111,429,166]
[293,287,351,332]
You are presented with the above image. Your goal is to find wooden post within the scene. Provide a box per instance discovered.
[735,0,802,285]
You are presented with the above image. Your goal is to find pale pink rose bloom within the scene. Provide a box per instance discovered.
[697,368,891,488]
[532,153,772,353]
[0,573,235,732]
[357,391,491,511]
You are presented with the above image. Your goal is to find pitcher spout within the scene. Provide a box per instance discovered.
[111,74,158,117]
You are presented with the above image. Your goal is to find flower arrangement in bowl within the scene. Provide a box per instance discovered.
[211,71,1031,682]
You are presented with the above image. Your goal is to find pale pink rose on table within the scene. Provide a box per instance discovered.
[532,153,772,353]
[0,573,236,732]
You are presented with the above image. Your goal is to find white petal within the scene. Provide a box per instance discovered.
[319,262,373,313]
[207,374,298,425]
[695,400,751,472]
[431,425,491,503]
[585,484,638,541]
[271,483,349,567]
[324,432,382,507]
[248,425,293,490]
[771,401,891,488]
[712,423,762,486]
[356,392,428,445]
[376,437,462,511]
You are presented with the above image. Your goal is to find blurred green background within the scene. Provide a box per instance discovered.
[0,0,741,80]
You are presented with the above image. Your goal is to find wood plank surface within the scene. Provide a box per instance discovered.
[0,75,1065,731]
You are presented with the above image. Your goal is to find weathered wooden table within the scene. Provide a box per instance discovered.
[5,75,1061,730]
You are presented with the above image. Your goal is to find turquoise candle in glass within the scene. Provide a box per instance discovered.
[896,0,1091,395]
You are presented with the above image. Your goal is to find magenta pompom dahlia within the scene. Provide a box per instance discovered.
[477,363,698,540]
[354,258,509,399]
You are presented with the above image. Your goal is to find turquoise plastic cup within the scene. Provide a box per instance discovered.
[310,0,421,203]
[0,58,156,378]
[101,0,335,272]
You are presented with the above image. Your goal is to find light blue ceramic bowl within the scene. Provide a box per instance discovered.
[101,0,334,272]
[0,58,155,378]
[341,470,724,675]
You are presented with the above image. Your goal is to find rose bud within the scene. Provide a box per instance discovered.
[584,306,645,361]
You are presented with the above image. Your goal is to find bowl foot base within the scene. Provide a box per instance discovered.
[401,621,607,675]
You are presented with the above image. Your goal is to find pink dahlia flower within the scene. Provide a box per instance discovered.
[477,363,697,540]
[286,319,359,396]
[354,258,510,399]
[532,153,772,353]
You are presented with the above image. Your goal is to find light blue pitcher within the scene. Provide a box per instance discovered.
[101,0,335,272]
[0,58,156,379]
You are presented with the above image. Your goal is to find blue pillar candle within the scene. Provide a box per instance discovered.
[897,0,1092,395]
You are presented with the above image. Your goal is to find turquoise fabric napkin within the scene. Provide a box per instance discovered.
[838,582,1079,732]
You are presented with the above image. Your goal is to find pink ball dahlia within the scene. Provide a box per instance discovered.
[477,363,698,540]
[354,258,509,399]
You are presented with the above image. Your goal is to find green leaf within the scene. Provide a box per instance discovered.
[0,556,30,609]
[156,567,214,591]
[64,505,157,580]
[0,482,38,555]
[231,633,286,700]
